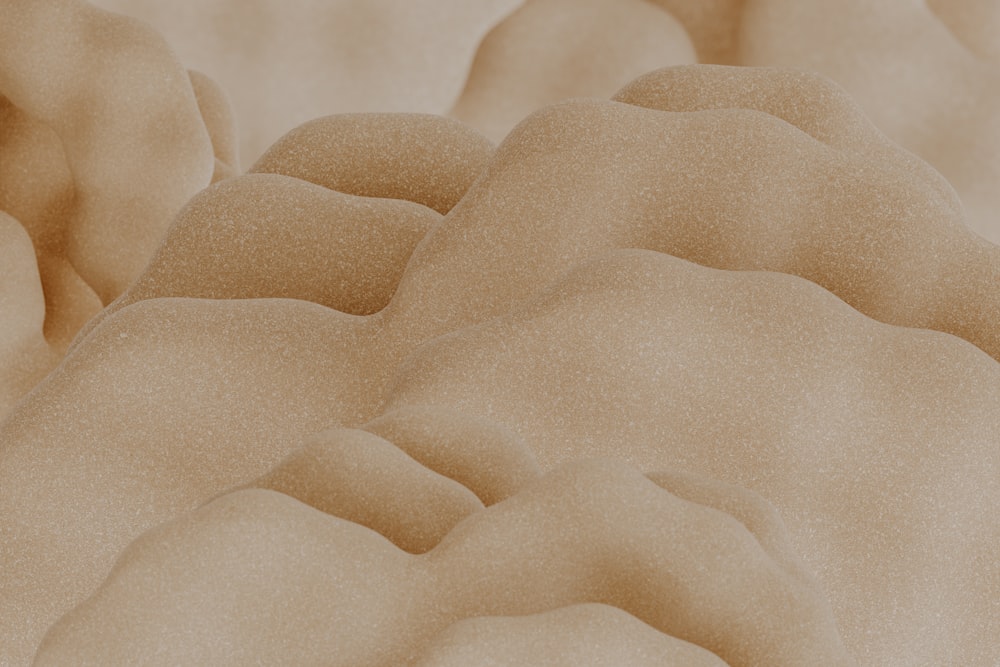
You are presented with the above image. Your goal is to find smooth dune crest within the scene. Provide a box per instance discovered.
[409,604,731,667]
[88,0,523,163]
[3,64,1000,664]
[35,460,854,666]
[0,0,215,302]
[447,0,697,141]
[610,65,1000,359]
[71,68,1000,362]
[0,0,234,416]
[80,0,1000,239]
[4,247,998,663]
[4,0,999,412]
[71,112,495,347]
[736,0,1000,242]
[0,4,995,665]
[248,113,496,215]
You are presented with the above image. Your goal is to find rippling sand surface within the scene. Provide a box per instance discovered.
[1,1,998,665]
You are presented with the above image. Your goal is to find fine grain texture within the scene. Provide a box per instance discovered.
[1,3,998,666]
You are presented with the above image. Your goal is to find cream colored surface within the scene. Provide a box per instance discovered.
[3,86,999,662]
[411,604,730,666]
[0,0,215,302]
[4,0,1000,413]
[87,0,523,163]
[449,0,696,141]
[738,0,1000,243]
[36,463,853,666]
[0,2,998,665]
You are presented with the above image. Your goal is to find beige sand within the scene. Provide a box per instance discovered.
[88,0,522,163]
[928,0,1000,65]
[72,0,999,239]
[188,69,241,180]
[738,0,1000,243]
[249,113,495,215]
[0,212,60,416]
[448,0,696,142]
[5,0,999,414]
[645,0,745,64]
[35,463,853,666]
[79,78,1000,362]
[69,113,494,347]
[3,250,997,663]
[410,604,730,666]
[0,3,998,665]
[0,0,215,303]
[0,1,234,417]
[4,66,999,662]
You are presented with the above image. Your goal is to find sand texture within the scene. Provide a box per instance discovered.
[1,2,999,666]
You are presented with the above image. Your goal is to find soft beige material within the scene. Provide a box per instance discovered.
[87,0,523,163]
[0,0,215,303]
[645,0,745,64]
[0,96,98,352]
[72,174,439,343]
[0,1,231,418]
[411,604,730,667]
[3,66,999,663]
[0,1,998,662]
[70,113,494,346]
[927,0,1000,65]
[4,250,997,662]
[249,113,495,215]
[187,69,241,179]
[0,212,59,416]
[449,0,696,141]
[384,250,1000,664]
[78,0,999,238]
[35,462,853,666]
[95,83,1000,360]
[737,0,1000,243]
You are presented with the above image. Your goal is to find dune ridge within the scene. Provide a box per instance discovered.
[0,3,997,666]
[3,241,998,662]
[72,0,1000,243]
[35,461,854,666]
[0,0,215,303]
[5,0,1000,412]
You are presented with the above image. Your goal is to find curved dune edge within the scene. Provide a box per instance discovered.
[79,70,1000,361]
[249,113,495,215]
[4,247,998,663]
[35,461,853,666]
[410,604,730,666]
[87,0,524,163]
[735,0,1000,243]
[0,0,236,418]
[0,5,996,667]
[3,65,1000,664]
[447,0,697,142]
[4,0,1000,413]
[0,0,215,303]
[67,112,495,350]
[78,0,999,240]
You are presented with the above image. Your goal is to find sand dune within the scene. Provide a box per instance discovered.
[35,462,853,666]
[0,0,215,303]
[3,245,997,661]
[410,604,730,666]
[738,0,1000,243]
[448,0,696,142]
[1,2,998,665]
[88,0,522,163]
[249,113,495,215]
[4,0,999,411]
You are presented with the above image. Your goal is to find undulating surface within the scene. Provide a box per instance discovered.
[1,1,998,665]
